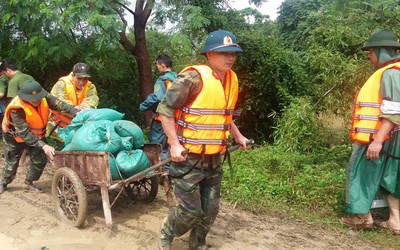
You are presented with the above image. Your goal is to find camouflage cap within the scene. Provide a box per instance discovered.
[72,63,91,78]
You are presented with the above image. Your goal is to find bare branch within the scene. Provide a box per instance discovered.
[113,0,135,16]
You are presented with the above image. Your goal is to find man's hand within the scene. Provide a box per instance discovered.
[366,141,382,160]
[42,144,55,160]
[75,100,91,110]
[170,144,187,162]
[235,136,250,150]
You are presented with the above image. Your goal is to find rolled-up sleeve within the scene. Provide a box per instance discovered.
[380,69,400,124]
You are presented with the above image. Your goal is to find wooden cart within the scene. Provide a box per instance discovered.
[51,143,164,228]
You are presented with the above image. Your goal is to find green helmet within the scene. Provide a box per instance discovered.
[200,30,243,54]
[18,80,47,101]
[362,30,400,51]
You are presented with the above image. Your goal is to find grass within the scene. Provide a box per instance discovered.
[221,143,400,248]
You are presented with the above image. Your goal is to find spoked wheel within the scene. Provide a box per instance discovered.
[52,167,88,228]
[124,176,159,203]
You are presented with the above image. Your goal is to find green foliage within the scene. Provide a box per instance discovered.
[222,143,351,216]
[277,0,400,119]
[273,97,329,153]
[235,29,310,142]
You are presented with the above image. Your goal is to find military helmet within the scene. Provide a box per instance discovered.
[18,80,47,101]
[200,30,243,54]
[362,30,400,51]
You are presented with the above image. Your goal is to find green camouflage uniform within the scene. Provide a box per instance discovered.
[1,93,78,185]
[157,68,225,248]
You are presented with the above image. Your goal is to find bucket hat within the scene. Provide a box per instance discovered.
[18,80,47,101]
[362,30,400,50]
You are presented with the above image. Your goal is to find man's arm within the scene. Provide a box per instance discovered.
[156,71,202,161]
[140,79,166,112]
[51,80,73,105]
[160,114,187,162]
[0,75,8,99]
[82,84,99,108]
[229,122,249,149]
[46,93,79,116]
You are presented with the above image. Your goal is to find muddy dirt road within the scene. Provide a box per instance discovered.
[0,160,387,250]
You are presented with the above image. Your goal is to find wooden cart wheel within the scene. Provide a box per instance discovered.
[124,175,159,203]
[52,167,88,228]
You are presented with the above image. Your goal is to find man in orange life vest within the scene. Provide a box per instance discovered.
[46,62,99,147]
[341,30,400,234]
[157,30,249,249]
[0,80,80,194]
[140,54,177,172]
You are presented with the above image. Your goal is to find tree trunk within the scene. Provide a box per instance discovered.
[116,0,154,127]
[134,17,153,127]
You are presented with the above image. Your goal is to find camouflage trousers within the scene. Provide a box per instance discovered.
[0,133,48,185]
[160,155,222,245]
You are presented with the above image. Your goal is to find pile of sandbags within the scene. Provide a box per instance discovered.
[59,108,150,180]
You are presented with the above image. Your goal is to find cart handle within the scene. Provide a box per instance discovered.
[109,140,254,190]
[109,150,188,190]
[222,139,254,154]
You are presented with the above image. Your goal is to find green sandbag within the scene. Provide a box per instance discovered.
[62,143,71,151]
[58,127,76,146]
[109,156,123,180]
[115,149,150,178]
[68,120,122,154]
[72,108,125,125]
[120,137,133,151]
[113,120,145,149]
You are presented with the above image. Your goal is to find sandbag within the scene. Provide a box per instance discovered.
[72,108,125,125]
[113,120,145,149]
[115,149,150,178]
[120,137,133,151]
[67,120,122,154]
[62,143,71,151]
[58,127,76,146]
[109,156,123,180]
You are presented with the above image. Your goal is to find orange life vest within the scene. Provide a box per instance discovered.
[350,62,400,143]
[50,73,92,127]
[175,65,240,155]
[2,96,50,142]
[154,79,173,122]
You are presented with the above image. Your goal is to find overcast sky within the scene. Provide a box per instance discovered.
[230,0,283,20]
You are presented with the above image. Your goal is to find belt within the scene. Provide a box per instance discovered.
[186,153,222,169]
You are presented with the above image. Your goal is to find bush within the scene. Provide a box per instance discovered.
[273,97,330,153]
[222,143,352,216]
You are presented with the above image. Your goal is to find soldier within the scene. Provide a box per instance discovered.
[341,30,400,234]
[157,30,249,249]
[47,62,99,148]
[0,60,34,104]
[0,80,80,193]
[140,54,178,171]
